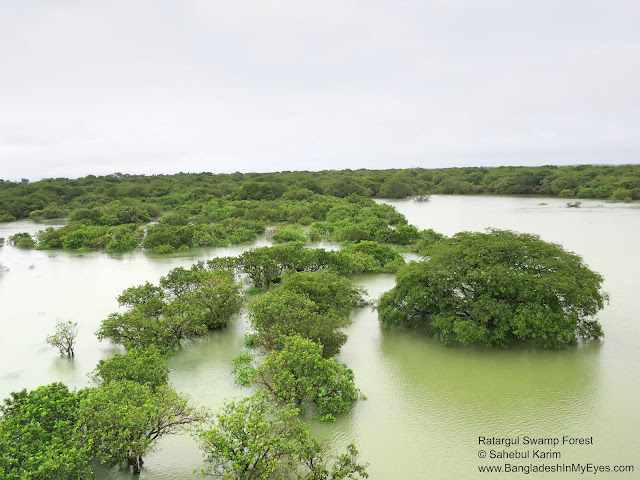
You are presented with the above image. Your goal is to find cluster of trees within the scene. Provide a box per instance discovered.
[200,392,368,479]
[7,192,421,254]
[96,264,243,354]
[378,229,609,348]
[205,242,404,290]
[1,166,619,477]
[233,269,364,421]
[3,165,637,252]
[0,363,205,477]
[1,250,370,477]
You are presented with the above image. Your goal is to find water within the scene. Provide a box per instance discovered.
[1,195,638,479]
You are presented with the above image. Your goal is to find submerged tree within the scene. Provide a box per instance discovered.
[199,393,368,480]
[0,383,93,479]
[234,336,361,420]
[378,229,609,348]
[46,320,78,357]
[96,266,242,354]
[89,348,169,390]
[249,289,348,358]
[79,380,206,474]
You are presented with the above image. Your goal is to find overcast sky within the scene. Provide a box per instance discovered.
[1,0,639,180]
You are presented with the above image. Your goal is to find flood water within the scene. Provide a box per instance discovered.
[0,195,638,479]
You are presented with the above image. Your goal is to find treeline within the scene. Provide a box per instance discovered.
[1,164,639,222]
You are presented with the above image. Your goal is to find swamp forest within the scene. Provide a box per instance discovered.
[0,164,638,479]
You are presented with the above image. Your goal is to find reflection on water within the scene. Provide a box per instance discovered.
[1,196,640,479]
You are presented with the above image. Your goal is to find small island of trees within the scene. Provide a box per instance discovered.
[379,229,608,348]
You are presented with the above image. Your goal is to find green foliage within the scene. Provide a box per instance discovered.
[610,188,633,202]
[242,336,361,420]
[246,270,363,357]
[105,225,141,252]
[343,241,404,273]
[210,242,400,289]
[89,348,169,390]
[269,224,307,244]
[46,320,78,357]
[378,229,609,348]
[411,228,446,256]
[29,205,67,220]
[142,218,263,253]
[249,289,348,358]
[8,232,36,248]
[0,383,93,479]
[78,381,206,474]
[96,266,242,353]
[68,200,154,226]
[153,244,175,254]
[279,270,365,317]
[198,393,368,479]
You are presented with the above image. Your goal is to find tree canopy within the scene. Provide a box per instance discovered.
[96,265,242,353]
[198,393,368,480]
[378,229,609,348]
[78,380,206,474]
[89,348,169,390]
[234,336,361,420]
[0,383,93,480]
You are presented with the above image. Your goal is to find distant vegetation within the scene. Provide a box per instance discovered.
[0,165,638,252]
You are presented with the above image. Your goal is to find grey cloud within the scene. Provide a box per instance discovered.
[1,0,639,180]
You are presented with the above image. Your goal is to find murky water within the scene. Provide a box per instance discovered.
[1,195,638,479]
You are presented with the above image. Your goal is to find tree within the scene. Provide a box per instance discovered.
[198,393,368,480]
[96,267,242,353]
[96,311,189,354]
[235,336,361,420]
[89,348,169,390]
[378,229,609,348]
[46,320,78,357]
[278,270,364,317]
[0,383,93,479]
[249,289,347,358]
[78,381,206,474]
[8,232,36,248]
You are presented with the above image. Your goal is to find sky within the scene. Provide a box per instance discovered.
[1,0,640,181]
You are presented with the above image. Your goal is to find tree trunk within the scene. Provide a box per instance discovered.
[129,455,143,474]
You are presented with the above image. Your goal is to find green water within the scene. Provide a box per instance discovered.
[0,196,638,479]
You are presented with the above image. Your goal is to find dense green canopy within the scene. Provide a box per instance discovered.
[0,383,93,480]
[378,229,608,348]
[199,393,369,480]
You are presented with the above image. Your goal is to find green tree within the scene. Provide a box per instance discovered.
[378,229,609,348]
[8,232,36,248]
[249,289,347,358]
[89,348,169,389]
[46,320,78,357]
[97,268,242,353]
[0,383,93,479]
[96,311,191,353]
[279,270,364,317]
[236,336,361,420]
[198,393,368,480]
[79,381,206,474]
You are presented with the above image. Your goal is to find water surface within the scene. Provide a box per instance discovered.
[1,196,638,479]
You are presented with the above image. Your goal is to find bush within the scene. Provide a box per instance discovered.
[9,232,36,248]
